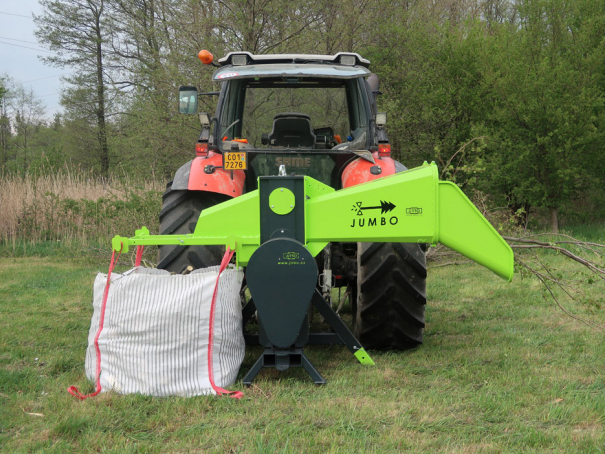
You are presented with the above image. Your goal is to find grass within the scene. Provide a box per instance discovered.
[1,246,605,452]
[560,224,605,243]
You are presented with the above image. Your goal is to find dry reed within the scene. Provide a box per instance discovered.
[0,168,164,245]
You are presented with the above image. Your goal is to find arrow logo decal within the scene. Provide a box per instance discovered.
[351,200,396,216]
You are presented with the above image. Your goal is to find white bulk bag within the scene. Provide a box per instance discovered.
[85,265,245,397]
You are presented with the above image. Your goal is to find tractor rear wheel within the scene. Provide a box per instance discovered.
[353,242,427,350]
[157,181,230,273]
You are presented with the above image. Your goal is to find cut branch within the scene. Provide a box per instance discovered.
[427,233,605,331]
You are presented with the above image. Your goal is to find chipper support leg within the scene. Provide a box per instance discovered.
[242,354,264,386]
[301,354,326,385]
[242,348,326,385]
[311,290,374,365]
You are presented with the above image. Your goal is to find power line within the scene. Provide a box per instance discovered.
[23,74,65,83]
[0,11,32,19]
[0,40,54,53]
[0,36,40,45]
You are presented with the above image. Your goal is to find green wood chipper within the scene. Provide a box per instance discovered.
[110,51,513,384]
[112,162,513,384]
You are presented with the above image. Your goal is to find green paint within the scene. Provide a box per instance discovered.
[111,162,513,280]
[354,348,375,365]
[304,162,513,281]
[113,191,261,266]
[269,187,295,215]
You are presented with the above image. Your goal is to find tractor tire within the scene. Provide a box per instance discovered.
[157,181,230,273]
[354,242,427,350]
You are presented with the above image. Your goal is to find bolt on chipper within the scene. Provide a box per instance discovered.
[112,51,513,384]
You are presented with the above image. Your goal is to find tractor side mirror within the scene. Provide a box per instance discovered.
[178,86,198,114]
[376,112,387,127]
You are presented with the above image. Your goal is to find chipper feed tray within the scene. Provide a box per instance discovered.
[112,162,514,384]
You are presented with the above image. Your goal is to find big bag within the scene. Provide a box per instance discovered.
[85,265,245,397]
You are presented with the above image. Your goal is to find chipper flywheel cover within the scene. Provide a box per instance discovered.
[246,238,317,348]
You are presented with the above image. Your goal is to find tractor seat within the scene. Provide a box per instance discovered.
[268,113,316,148]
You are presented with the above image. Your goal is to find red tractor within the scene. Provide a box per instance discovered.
[158,51,426,351]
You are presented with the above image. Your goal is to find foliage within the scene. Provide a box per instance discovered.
[479,0,605,231]
[13,189,161,243]
[364,0,605,230]
[0,168,163,247]
[35,0,112,176]
[0,76,59,175]
[0,0,602,227]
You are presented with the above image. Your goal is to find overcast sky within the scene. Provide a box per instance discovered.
[0,0,68,118]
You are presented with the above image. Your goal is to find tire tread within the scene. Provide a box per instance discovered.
[157,183,230,273]
[354,242,427,350]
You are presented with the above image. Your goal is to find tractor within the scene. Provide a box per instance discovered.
[108,50,511,383]
[158,51,427,353]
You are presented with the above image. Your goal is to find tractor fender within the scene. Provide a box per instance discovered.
[341,152,406,188]
[171,152,245,197]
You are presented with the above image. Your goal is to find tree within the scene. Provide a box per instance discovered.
[366,5,491,176]
[0,77,9,171]
[101,0,330,177]
[11,84,46,172]
[480,0,605,232]
[35,0,112,177]
[0,78,47,173]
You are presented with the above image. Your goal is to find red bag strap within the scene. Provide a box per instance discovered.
[134,245,144,267]
[68,246,122,400]
[207,246,244,399]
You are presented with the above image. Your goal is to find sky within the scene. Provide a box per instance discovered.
[0,0,68,118]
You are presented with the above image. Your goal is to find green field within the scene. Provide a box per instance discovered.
[1,248,604,452]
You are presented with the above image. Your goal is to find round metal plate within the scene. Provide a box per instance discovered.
[269,187,295,215]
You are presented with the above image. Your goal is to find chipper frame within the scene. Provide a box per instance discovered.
[112,162,514,384]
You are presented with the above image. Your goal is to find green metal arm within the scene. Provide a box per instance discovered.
[112,162,514,280]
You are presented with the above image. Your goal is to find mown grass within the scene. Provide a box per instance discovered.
[1,246,604,452]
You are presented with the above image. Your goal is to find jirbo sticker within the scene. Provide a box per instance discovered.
[218,72,239,79]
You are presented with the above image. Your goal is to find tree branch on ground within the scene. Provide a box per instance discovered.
[427,233,605,330]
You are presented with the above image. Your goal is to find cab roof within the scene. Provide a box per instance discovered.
[212,52,371,82]
[218,52,370,67]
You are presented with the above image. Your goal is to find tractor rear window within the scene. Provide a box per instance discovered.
[217,77,368,151]
[242,85,349,148]
[217,77,370,188]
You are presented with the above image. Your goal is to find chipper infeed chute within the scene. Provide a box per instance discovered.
[112,162,514,383]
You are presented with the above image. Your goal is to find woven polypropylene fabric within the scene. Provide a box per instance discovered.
[85,266,244,396]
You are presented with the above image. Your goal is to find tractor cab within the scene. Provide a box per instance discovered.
[179,51,389,189]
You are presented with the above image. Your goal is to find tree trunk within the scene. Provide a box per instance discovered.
[245,0,257,52]
[22,128,27,173]
[95,2,109,178]
[549,206,559,233]
[1,114,7,170]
